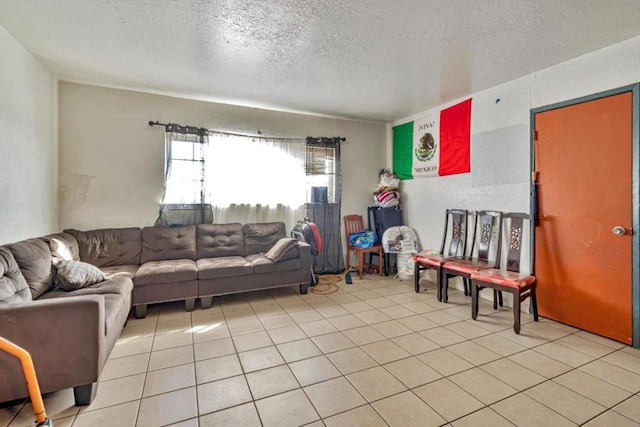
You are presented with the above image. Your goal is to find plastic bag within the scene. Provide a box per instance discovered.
[349,230,377,248]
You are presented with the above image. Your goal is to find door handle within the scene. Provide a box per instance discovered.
[612,226,627,236]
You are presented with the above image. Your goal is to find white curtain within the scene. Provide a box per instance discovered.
[206,133,306,230]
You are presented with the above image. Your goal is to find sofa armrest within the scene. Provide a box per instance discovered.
[0,295,106,400]
[296,241,312,268]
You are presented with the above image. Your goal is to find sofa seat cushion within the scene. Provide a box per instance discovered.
[101,264,139,279]
[245,254,303,274]
[134,259,197,286]
[38,277,133,336]
[0,247,32,304]
[197,257,252,280]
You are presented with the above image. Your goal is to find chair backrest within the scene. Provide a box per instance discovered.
[469,210,503,264]
[439,209,469,257]
[344,215,366,248]
[502,212,533,273]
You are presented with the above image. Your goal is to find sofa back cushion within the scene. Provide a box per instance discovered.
[0,247,32,304]
[64,227,142,268]
[243,222,286,255]
[142,225,196,263]
[7,239,53,299]
[197,223,245,259]
[44,233,80,264]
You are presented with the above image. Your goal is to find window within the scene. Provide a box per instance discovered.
[163,136,207,204]
[305,142,339,204]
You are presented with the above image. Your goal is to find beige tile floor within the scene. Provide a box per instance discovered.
[2,275,640,427]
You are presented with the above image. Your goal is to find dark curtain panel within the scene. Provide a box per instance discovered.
[305,138,344,274]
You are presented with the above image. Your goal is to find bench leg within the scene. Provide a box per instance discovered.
[185,298,196,312]
[200,296,213,309]
[135,304,147,319]
[74,382,97,406]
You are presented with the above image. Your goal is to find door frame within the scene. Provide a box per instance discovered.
[530,83,640,348]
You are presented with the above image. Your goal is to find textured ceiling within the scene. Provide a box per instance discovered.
[2,0,640,122]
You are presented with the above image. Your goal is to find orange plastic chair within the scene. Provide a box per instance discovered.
[344,214,384,279]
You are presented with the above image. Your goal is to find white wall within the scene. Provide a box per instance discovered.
[58,83,387,231]
[394,35,640,301]
[395,34,640,254]
[0,26,57,245]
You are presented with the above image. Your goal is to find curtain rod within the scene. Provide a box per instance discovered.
[148,120,346,144]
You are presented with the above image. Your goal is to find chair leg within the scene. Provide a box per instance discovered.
[378,249,383,276]
[513,290,521,334]
[493,289,498,310]
[463,278,469,296]
[498,291,504,307]
[471,280,479,320]
[436,268,442,301]
[357,252,364,279]
[414,263,421,293]
[531,286,539,322]
[442,274,449,303]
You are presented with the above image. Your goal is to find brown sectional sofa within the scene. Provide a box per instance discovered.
[0,221,311,406]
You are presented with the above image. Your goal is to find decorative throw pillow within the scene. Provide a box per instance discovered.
[264,238,299,262]
[55,260,107,291]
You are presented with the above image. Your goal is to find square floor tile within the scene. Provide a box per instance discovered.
[452,407,515,427]
[579,360,640,393]
[379,305,415,319]
[232,330,273,352]
[346,366,407,402]
[11,389,78,426]
[73,401,139,427]
[445,321,491,339]
[311,331,356,353]
[110,335,153,358]
[480,358,546,391]
[289,309,324,323]
[613,395,640,422]
[363,297,396,309]
[372,320,413,338]
[255,388,319,427]
[327,347,378,375]
[238,346,285,372]
[267,324,307,344]
[328,314,367,330]
[288,355,342,386]
[534,341,595,368]
[414,378,484,422]
[603,349,640,375]
[384,356,442,388]
[193,337,235,361]
[554,370,631,407]
[583,410,640,427]
[555,334,617,358]
[245,365,300,399]
[137,387,197,427]
[361,339,411,364]
[84,374,145,412]
[525,380,605,425]
[152,331,193,351]
[473,333,528,357]
[392,332,440,355]
[373,391,446,426]
[277,338,322,362]
[509,349,572,379]
[450,367,518,405]
[143,363,196,397]
[342,300,375,314]
[343,326,386,345]
[100,353,149,381]
[147,345,194,371]
[199,402,261,427]
[397,314,439,331]
[196,354,243,384]
[197,375,252,415]
[422,310,462,325]
[420,326,467,347]
[492,393,575,427]
[260,313,296,329]
[299,319,339,337]
[324,404,387,427]
[417,348,474,376]
[447,341,502,365]
[315,304,350,318]
[304,377,366,417]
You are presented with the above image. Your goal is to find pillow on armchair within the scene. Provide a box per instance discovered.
[264,238,299,262]
[55,260,107,291]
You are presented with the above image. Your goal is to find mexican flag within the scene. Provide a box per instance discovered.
[393,98,472,179]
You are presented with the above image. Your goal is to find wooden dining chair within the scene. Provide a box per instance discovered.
[414,209,469,301]
[470,212,538,334]
[440,210,503,303]
[344,214,384,279]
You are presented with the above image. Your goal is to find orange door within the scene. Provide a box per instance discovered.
[534,92,633,344]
